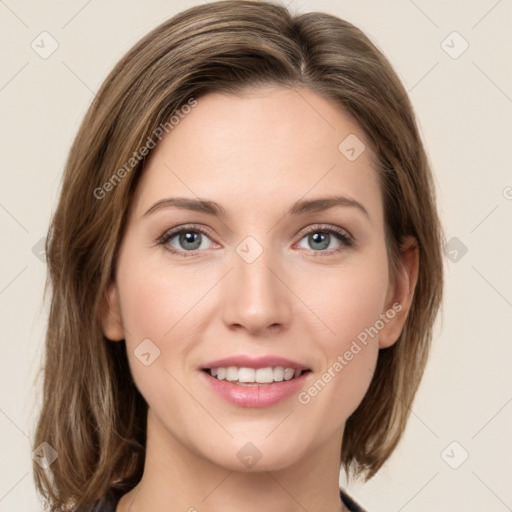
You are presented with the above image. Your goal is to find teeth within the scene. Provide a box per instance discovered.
[208,366,306,384]
[255,367,273,383]
[226,366,238,381]
[239,367,256,382]
[273,367,284,381]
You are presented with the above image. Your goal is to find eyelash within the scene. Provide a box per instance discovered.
[158,223,355,258]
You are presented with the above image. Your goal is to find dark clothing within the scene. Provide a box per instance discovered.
[77,488,367,511]
[341,488,367,511]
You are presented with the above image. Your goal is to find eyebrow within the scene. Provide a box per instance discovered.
[143,195,370,221]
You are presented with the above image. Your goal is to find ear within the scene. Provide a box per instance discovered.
[98,281,125,341]
[378,236,419,349]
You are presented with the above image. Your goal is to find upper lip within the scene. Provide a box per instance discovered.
[201,355,310,371]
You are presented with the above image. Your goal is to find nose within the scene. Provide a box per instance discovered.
[221,247,293,336]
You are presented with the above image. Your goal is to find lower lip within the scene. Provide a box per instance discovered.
[199,370,310,408]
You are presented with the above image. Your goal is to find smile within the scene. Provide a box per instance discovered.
[204,366,310,385]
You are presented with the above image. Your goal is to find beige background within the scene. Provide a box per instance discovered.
[1,1,511,511]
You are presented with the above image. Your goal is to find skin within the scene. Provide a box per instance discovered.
[100,85,419,512]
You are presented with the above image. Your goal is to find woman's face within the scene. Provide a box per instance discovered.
[101,85,414,471]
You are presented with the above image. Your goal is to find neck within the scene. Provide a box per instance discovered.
[117,408,348,512]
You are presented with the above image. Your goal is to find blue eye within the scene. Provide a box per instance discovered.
[297,226,354,253]
[158,224,354,257]
[159,225,214,256]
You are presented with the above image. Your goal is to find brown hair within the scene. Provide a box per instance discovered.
[33,0,444,509]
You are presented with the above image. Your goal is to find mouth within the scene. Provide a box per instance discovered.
[200,358,313,407]
[202,366,312,386]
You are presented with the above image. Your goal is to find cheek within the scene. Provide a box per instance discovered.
[117,253,207,343]
[115,249,214,402]
[296,251,389,350]
[294,253,388,416]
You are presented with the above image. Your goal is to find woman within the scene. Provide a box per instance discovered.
[32,1,444,511]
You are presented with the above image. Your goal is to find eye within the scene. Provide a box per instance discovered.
[158,225,216,257]
[296,225,354,255]
[158,223,354,258]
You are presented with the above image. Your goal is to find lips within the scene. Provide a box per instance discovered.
[201,355,310,371]
[199,355,312,407]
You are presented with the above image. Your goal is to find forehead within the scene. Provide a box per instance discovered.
[131,86,382,225]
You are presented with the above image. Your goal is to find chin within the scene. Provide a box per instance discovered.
[195,432,312,473]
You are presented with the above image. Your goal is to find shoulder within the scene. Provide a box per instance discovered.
[72,502,116,512]
[78,488,364,512]
[340,487,368,512]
